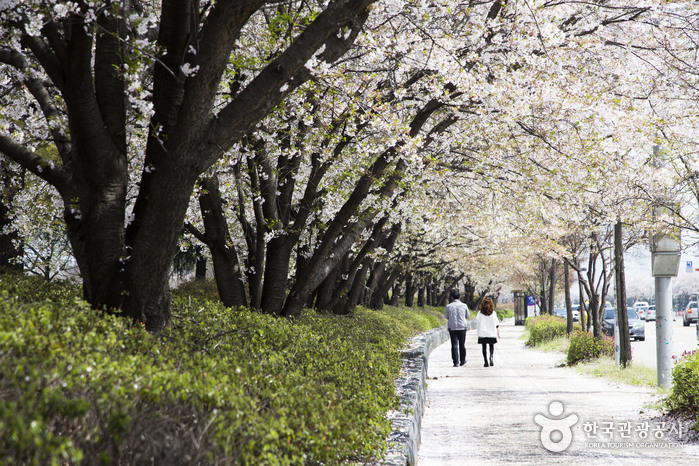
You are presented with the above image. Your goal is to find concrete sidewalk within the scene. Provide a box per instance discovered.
[417,318,699,465]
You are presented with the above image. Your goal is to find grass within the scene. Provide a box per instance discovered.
[523,327,660,388]
[575,358,659,388]
[535,334,569,353]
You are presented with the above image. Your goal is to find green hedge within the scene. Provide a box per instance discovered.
[665,350,699,417]
[0,273,445,464]
[524,314,567,347]
[566,330,614,365]
[496,308,514,321]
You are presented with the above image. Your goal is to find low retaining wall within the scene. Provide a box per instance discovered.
[382,326,449,466]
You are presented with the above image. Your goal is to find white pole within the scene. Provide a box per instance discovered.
[655,276,674,388]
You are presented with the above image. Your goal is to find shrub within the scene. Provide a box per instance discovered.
[665,350,699,416]
[525,314,567,347]
[496,308,514,321]
[0,273,445,465]
[566,330,614,365]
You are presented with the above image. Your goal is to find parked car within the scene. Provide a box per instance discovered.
[570,304,580,322]
[684,301,698,327]
[634,302,649,320]
[645,305,656,321]
[553,307,579,321]
[602,308,645,341]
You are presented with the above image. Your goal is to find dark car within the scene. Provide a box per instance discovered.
[602,308,645,341]
[554,307,579,321]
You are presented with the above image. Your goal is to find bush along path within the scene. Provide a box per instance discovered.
[418,318,699,465]
[0,273,446,465]
[382,326,449,465]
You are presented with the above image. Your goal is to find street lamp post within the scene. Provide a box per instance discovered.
[650,214,681,389]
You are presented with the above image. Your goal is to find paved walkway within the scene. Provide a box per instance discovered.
[417,318,699,465]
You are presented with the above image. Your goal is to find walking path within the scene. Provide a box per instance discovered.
[417,318,699,465]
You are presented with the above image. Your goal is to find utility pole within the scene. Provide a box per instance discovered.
[650,145,681,388]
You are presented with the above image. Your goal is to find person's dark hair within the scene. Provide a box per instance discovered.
[480,297,494,316]
[450,290,460,301]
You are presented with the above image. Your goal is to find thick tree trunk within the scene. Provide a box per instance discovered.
[371,264,403,310]
[123,163,198,331]
[316,260,344,311]
[260,236,294,313]
[590,291,601,338]
[405,274,415,307]
[0,161,23,271]
[615,220,631,367]
[325,219,388,313]
[195,247,207,280]
[417,285,425,307]
[341,259,370,315]
[237,160,265,309]
[390,283,400,305]
[0,199,22,271]
[197,176,247,308]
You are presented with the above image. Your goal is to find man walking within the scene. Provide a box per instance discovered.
[445,290,470,367]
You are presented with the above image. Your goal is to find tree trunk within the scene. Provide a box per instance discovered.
[390,283,400,305]
[405,274,415,307]
[196,176,247,308]
[0,198,22,271]
[0,161,23,271]
[548,259,556,314]
[417,285,425,307]
[564,261,573,334]
[577,273,589,331]
[195,246,207,279]
[615,220,631,367]
[371,264,403,310]
[539,259,548,315]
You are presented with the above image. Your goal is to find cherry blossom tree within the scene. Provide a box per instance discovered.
[0,0,378,330]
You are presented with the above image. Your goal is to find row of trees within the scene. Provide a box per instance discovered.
[1,1,698,332]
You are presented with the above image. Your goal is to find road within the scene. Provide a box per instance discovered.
[628,317,698,369]
[417,318,699,465]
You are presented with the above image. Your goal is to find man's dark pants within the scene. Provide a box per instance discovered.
[449,329,467,366]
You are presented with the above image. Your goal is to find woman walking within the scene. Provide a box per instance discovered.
[476,297,500,367]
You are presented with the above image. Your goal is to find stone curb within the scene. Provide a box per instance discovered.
[382,325,449,466]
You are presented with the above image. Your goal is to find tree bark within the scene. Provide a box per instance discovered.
[615,220,631,367]
[548,259,556,314]
[0,161,23,271]
[195,246,207,280]
[405,274,415,307]
[564,261,573,334]
[341,259,371,315]
[196,175,247,308]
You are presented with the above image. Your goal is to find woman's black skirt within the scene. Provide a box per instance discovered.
[478,337,497,344]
